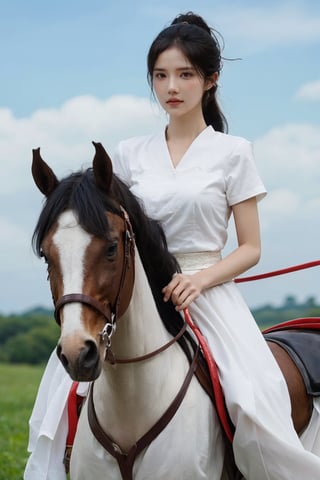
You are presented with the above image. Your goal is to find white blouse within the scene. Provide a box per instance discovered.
[113,126,266,255]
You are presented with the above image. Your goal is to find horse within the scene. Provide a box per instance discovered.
[31,142,318,479]
[31,142,231,480]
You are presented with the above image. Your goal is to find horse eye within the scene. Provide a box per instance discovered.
[40,250,50,281]
[106,241,118,259]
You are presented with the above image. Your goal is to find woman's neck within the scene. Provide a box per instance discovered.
[166,114,208,141]
[165,116,209,168]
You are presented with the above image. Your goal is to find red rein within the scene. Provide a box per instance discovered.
[234,260,320,283]
[183,308,235,442]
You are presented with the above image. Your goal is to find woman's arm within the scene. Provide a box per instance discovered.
[163,196,261,310]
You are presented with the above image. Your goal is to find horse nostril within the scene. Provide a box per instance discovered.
[56,344,69,370]
[79,340,99,369]
[60,353,69,370]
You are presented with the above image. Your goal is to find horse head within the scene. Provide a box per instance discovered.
[31,143,135,381]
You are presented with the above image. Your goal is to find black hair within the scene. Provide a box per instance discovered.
[147,11,228,133]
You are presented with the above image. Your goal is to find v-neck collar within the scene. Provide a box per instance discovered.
[162,125,214,170]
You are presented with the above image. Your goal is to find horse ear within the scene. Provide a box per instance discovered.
[92,141,113,193]
[32,148,59,197]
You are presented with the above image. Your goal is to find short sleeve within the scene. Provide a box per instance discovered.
[226,139,266,206]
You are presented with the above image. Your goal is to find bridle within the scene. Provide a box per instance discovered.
[53,206,187,364]
[54,207,134,344]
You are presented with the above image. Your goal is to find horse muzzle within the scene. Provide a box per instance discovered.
[56,336,102,381]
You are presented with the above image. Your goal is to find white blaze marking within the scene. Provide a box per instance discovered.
[53,210,92,335]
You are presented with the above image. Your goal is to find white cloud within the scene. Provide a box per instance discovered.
[0,95,165,195]
[262,189,300,216]
[254,123,320,200]
[295,80,320,101]
[0,217,29,248]
[0,217,32,270]
[248,121,320,280]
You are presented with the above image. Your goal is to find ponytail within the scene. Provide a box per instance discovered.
[202,85,228,133]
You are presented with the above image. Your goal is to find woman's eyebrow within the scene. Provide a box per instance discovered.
[153,66,194,71]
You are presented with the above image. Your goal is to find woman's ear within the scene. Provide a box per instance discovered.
[205,72,219,90]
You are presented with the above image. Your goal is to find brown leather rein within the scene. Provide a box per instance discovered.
[53,207,188,365]
[87,344,200,480]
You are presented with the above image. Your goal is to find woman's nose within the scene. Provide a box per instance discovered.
[167,76,179,93]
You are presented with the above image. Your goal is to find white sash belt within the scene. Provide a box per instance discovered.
[174,251,221,272]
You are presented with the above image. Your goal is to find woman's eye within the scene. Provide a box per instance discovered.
[154,72,166,79]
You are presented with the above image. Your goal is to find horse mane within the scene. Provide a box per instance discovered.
[32,168,185,337]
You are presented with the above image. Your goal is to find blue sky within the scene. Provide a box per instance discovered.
[1,0,320,313]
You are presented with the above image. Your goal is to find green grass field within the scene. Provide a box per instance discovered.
[0,363,44,480]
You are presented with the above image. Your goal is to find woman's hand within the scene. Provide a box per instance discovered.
[162,273,203,311]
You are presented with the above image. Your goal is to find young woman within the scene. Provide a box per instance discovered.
[111,11,320,480]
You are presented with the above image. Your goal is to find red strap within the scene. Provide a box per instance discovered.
[263,317,320,334]
[235,260,320,283]
[66,381,80,447]
[183,308,234,443]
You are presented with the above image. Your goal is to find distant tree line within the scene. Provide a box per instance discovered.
[0,308,59,364]
[253,295,320,329]
[0,296,319,364]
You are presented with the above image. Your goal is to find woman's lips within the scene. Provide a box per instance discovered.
[166,99,183,106]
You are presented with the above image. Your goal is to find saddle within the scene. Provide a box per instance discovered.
[263,326,320,396]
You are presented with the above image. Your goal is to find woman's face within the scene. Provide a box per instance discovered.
[152,46,214,120]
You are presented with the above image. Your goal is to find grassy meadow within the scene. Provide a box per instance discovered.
[0,363,44,480]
